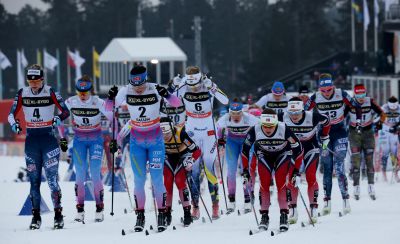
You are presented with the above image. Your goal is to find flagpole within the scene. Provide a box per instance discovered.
[43,48,47,85]
[363,0,368,53]
[351,1,356,53]
[0,64,2,100]
[92,46,97,94]
[374,0,378,53]
[56,48,61,92]
[67,47,71,94]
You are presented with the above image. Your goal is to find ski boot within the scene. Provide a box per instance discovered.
[368,184,376,200]
[322,198,331,216]
[279,210,289,232]
[95,204,104,222]
[134,210,145,232]
[191,205,200,220]
[243,201,252,214]
[310,204,318,224]
[212,201,220,220]
[29,209,41,230]
[74,204,85,222]
[157,209,168,232]
[343,198,351,215]
[183,206,192,227]
[165,207,172,226]
[54,208,64,229]
[258,210,269,230]
[353,185,360,200]
[288,204,298,224]
[227,196,236,214]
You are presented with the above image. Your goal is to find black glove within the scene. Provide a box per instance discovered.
[356,120,362,134]
[108,86,118,100]
[109,139,118,153]
[59,138,68,152]
[374,121,382,131]
[218,138,226,146]
[389,126,398,134]
[156,85,169,98]
[242,168,250,183]
[11,120,22,134]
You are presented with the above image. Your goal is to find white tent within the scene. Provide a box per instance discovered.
[99,37,187,90]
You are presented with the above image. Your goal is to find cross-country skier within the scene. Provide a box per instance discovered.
[107,65,181,232]
[281,97,330,224]
[379,96,400,182]
[160,77,186,127]
[348,84,385,200]
[216,99,259,213]
[8,64,70,229]
[304,73,362,215]
[160,117,201,226]
[241,109,303,232]
[255,81,292,115]
[63,75,113,222]
[176,66,229,220]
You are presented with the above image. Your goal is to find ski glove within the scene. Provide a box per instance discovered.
[52,116,62,127]
[203,78,217,93]
[183,156,194,171]
[156,85,169,98]
[217,138,226,146]
[374,121,382,131]
[11,121,22,134]
[109,139,118,153]
[290,167,300,187]
[242,168,250,183]
[59,138,68,152]
[108,86,118,100]
[321,136,330,150]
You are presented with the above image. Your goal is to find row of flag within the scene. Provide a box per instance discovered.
[0,48,101,91]
[352,0,396,31]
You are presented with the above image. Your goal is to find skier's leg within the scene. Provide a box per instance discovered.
[304,148,319,207]
[225,139,240,201]
[129,139,147,210]
[175,166,191,207]
[25,135,43,211]
[148,139,167,211]
[258,157,273,212]
[333,136,350,199]
[163,158,175,209]
[321,143,334,200]
[274,154,290,212]
[89,136,104,206]
[73,139,88,206]
[350,129,362,187]
[202,133,219,203]
[363,129,375,185]
[42,135,62,209]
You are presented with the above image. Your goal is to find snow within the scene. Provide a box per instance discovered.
[0,155,399,244]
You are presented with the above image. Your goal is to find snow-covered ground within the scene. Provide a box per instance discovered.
[0,156,399,244]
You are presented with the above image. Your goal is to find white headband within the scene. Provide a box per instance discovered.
[160,122,172,134]
[260,114,278,125]
[287,101,304,111]
[388,102,399,110]
[185,73,202,86]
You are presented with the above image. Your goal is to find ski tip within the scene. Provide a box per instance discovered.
[301,222,305,227]
[150,225,153,230]
[173,226,176,230]
[121,229,126,236]
[145,230,149,236]
[249,230,253,235]
[271,231,275,236]
[237,210,241,216]
[124,208,127,214]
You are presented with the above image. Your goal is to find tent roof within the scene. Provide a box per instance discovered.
[99,37,187,62]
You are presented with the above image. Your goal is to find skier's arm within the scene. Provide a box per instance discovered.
[8,88,23,126]
[50,89,70,121]
[210,85,229,105]
[216,115,227,139]
[304,93,317,111]
[343,90,362,121]
[180,127,202,161]
[254,95,267,109]
[371,98,386,122]
[241,127,256,170]
[314,112,330,138]
[285,126,303,170]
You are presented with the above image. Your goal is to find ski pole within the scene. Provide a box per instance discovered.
[188,174,213,223]
[243,178,259,226]
[121,166,134,212]
[208,97,229,211]
[150,180,158,222]
[296,184,315,227]
[110,98,116,216]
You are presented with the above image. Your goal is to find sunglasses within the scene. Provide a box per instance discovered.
[27,79,42,84]
[77,91,90,96]
[320,87,333,93]
[355,93,366,99]
[261,122,277,128]
[229,111,242,116]
[287,110,302,115]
